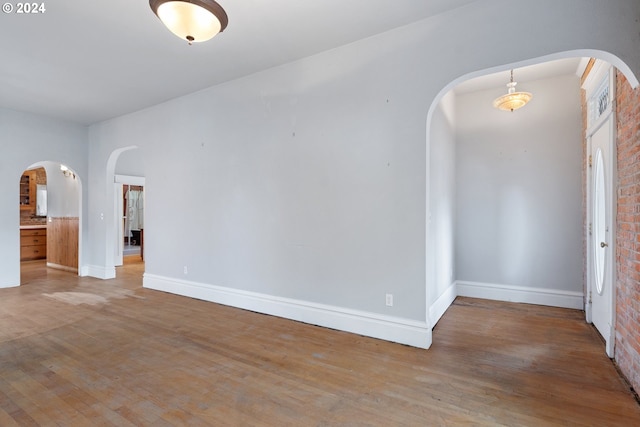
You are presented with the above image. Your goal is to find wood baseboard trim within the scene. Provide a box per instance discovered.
[46,263,78,273]
[143,274,432,349]
[456,281,584,310]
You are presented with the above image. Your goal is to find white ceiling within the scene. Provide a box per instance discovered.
[0,1,585,125]
[454,58,587,95]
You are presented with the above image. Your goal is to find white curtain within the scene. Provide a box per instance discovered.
[125,188,144,237]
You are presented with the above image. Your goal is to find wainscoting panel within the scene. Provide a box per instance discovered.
[47,217,79,272]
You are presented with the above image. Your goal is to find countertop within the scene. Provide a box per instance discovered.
[20,224,47,229]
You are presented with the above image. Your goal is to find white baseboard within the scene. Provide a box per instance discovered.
[143,274,432,349]
[429,282,457,325]
[79,265,90,277]
[47,263,78,274]
[86,265,116,280]
[456,281,584,310]
[0,282,19,289]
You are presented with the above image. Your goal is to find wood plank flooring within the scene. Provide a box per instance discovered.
[1,258,639,426]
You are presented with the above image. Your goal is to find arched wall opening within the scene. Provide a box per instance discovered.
[425,50,639,333]
[18,160,83,284]
[105,146,146,278]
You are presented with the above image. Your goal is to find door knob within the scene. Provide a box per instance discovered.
[600,242,608,248]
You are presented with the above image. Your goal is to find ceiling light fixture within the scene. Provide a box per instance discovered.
[149,0,228,45]
[60,164,75,179]
[493,69,532,112]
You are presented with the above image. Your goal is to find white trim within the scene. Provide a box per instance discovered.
[582,63,617,358]
[143,274,432,349]
[429,282,457,326]
[114,183,124,267]
[456,281,584,310]
[0,282,18,289]
[114,174,145,186]
[576,57,591,78]
[113,174,145,269]
[79,265,89,277]
[87,265,116,280]
[582,59,612,95]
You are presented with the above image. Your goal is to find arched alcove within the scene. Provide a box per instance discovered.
[424,50,639,340]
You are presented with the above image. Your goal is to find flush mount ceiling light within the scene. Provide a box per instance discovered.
[149,0,228,45]
[493,69,532,112]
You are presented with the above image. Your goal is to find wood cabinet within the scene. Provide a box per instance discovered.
[19,170,36,211]
[20,228,47,261]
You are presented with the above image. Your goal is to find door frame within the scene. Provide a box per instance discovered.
[583,62,617,357]
[114,174,145,267]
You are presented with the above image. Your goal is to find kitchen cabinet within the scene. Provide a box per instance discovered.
[20,228,47,261]
[19,170,36,212]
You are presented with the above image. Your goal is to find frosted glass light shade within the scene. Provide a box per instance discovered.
[150,0,228,44]
[493,91,533,112]
[493,71,532,112]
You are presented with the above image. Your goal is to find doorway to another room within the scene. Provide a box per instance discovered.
[114,174,145,268]
[19,161,82,284]
[583,61,616,357]
[123,184,144,258]
[109,146,145,278]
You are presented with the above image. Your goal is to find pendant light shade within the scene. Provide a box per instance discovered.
[493,70,532,112]
[150,0,228,44]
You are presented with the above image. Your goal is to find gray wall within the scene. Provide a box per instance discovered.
[85,0,640,327]
[427,92,456,306]
[1,0,638,339]
[115,149,145,177]
[89,32,429,318]
[455,74,584,291]
[33,161,81,218]
[0,108,87,287]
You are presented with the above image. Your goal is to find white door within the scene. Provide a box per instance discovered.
[590,117,614,357]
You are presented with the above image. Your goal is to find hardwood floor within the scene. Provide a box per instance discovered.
[1,258,639,426]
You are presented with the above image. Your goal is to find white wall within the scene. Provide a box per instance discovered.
[33,161,81,218]
[115,149,145,176]
[90,36,429,318]
[81,0,640,347]
[455,74,583,292]
[427,92,457,323]
[0,108,87,287]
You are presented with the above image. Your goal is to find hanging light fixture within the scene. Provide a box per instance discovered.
[492,69,532,112]
[149,0,228,45]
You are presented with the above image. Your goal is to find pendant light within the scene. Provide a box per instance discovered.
[493,70,532,112]
[149,0,228,45]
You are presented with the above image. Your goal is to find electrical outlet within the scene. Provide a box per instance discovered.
[385,294,393,307]
[183,266,188,275]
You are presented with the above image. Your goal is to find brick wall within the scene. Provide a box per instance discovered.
[615,70,640,391]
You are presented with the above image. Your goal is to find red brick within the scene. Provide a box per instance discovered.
[614,69,640,391]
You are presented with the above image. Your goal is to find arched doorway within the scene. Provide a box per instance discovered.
[425,51,639,351]
[106,146,146,278]
[19,161,82,284]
